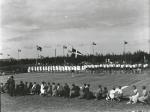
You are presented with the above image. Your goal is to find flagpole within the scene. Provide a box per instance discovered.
[148,39,150,54]
[18,50,19,60]
[36,46,38,65]
[55,48,56,57]
[123,42,125,55]
[63,47,64,57]
[92,45,94,56]
[123,41,127,63]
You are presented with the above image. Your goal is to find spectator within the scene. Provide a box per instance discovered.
[52,82,57,96]
[127,85,139,104]
[63,83,70,98]
[95,85,103,100]
[47,82,52,96]
[138,86,149,103]
[0,83,5,93]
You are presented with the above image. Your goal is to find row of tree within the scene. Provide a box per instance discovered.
[0,51,149,67]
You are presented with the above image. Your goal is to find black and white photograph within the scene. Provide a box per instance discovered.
[0,0,150,112]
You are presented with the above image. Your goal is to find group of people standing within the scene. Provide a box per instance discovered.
[1,76,150,105]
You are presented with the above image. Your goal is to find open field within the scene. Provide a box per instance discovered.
[1,71,150,112]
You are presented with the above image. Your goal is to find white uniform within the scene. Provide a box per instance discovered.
[130,89,139,103]
[40,84,45,94]
[109,89,116,99]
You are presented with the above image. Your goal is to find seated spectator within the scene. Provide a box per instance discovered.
[115,86,123,101]
[147,91,150,104]
[0,83,5,93]
[70,84,80,98]
[15,84,20,96]
[31,82,37,95]
[127,85,139,104]
[35,84,41,95]
[28,82,33,94]
[63,83,70,98]
[18,81,25,96]
[52,82,57,96]
[95,85,103,100]
[57,83,64,97]
[40,81,46,96]
[102,87,108,98]
[138,86,149,103]
[24,82,28,95]
[79,84,86,99]
[86,84,94,100]
[44,82,48,95]
[106,87,116,101]
[47,82,52,96]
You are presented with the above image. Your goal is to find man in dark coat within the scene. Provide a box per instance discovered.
[18,81,24,96]
[8,76,15,96]
[70,84,80,98]
[63,83,70,98]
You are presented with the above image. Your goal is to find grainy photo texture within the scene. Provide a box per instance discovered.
[0,0,150,112]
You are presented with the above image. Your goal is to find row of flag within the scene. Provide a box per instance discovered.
[0,41,129,58]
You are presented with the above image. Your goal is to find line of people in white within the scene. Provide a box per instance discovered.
[27,64,149,73]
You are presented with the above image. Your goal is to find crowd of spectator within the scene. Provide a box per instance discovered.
[1,76,150,105]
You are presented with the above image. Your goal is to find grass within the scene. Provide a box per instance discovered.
[1,70,150,112]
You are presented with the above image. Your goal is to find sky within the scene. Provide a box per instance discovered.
[0,0,150,59]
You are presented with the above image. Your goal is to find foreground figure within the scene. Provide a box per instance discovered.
[127,85,139,104]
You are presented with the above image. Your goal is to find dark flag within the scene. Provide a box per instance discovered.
[36,45,42,51]
[124,41,128,44]
[92,42,96,45]
[7,54,10,56]
[18,49,21,52]
[71,48,83,58]
[63,45,67,49]
[0,53,3,55]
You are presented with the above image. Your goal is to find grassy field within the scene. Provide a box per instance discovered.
[1,70,150,112]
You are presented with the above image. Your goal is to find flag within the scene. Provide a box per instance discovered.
[124,41,128,44]
[0,53,3,55]
[36,45,42,51]
[63,45,67,49]
[71,48,83,58]
[18,49,21,52]
[92,42,96,45]
[7,54,10,56]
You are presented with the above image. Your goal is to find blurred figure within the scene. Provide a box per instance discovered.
[115,86,123,101]
[138,86,149,103]
[40,81,46,96]
[70,84,80,98]
[95,85,103,100]
[47,82,52,96]
[0,83,5,93]
[127,85,139,104]
[44,82,48,95]
[8,76,15,96]
[63,83,70,98]
[24,82,28,95]
[57,83,64,97]
[85,84,94,100]
[18,81,25,96]
[106,87,116,101]
[28,82,33,94]
[31,82,37,95]
[35,83,41,95]
[52,82,57,96]
[102,87,108,98]
[79,84,86,99]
